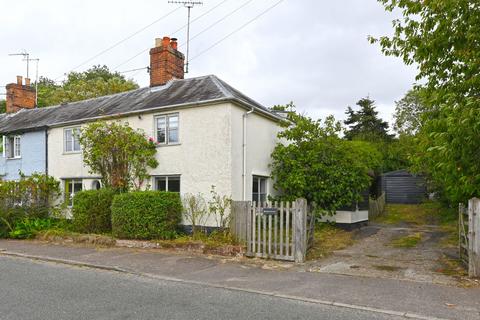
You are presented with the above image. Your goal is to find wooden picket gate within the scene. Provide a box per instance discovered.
[459,198,480,278]
[231,199,310,263]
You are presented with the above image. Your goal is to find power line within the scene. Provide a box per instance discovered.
[113,0,230,71]
[178,0,254,49]
[118,66,148,74]
[55,5,183,80]
[190,0,284,62]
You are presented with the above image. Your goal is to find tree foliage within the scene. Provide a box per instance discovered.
[79,121,158,192]
[372,0,480,203]
[393,89,428,136]
[0,100,5,113]
[270,112,381,213]
[36,65,138,108]
[344,97,393,142]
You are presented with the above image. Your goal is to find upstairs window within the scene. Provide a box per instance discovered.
[154,175,181,192]
[155,114,179,145]
[252,176,268,204]
[3,135,21,159]
[64,127,81,153]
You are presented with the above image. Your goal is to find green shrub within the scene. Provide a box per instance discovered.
[72,189,116,234]
[111,191,182,239]
[9,218,56,239]
[0,173,60,238]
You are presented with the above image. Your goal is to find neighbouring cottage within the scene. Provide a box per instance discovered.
[0,37,283,225]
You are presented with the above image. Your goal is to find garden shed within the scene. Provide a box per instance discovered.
[381,169,426,204]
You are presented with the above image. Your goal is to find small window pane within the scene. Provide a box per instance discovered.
[73,139,81,151]
[14,136,21,157]
[73,129,81,151]
[65,130,72,152]
[259,179,266,193]
[156,177,166,191]
[252,177,259,193]
[167,177,180,192]
[157,117,166,144]
[73,181,83,193]
[168,128,178,143]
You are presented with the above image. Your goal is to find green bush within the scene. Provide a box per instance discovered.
[9,218,56,239]
[72,189,116,234]
[111,191,182,239]
[0,173,60,238]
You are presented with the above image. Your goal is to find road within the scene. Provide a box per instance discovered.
[0,256,405,320]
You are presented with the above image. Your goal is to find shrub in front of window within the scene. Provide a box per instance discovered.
[79,121,158,192]
[72,189,117,234]
[0,173,60,238]
[111,191,182,240]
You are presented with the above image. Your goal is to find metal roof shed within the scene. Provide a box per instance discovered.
[381,169,426,204]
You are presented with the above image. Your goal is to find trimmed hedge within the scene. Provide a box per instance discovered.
[72,189,117,233]
[111,191,182,239]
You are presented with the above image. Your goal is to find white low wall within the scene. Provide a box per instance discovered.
[319,210,369,224]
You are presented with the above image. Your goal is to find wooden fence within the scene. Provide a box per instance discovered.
[369,192,386,219]
[230,199,309,263]
[459,198,480,278]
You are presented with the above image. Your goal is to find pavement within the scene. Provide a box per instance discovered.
[0,255,407,320]
[1,240,480,320]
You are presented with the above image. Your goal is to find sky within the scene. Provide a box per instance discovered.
[0,0,418,125]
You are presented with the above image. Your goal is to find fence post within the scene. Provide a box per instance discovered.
[294,198,307,263]
[469,198,480,277]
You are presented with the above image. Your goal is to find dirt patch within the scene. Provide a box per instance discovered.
[307,224,355,260]
[306,203,472,287]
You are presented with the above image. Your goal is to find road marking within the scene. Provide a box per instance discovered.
[0,250,453,320]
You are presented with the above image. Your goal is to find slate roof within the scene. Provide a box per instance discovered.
[0,75,279,134]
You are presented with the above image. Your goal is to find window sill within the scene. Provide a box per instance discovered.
[6,157,21,160]
[156,143,181,148]
[63,151,82,155]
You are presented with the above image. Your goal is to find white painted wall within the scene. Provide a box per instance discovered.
[48,102,281,225]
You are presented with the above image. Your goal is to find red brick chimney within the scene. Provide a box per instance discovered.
[149,36,185,87]
[6,76,36,113]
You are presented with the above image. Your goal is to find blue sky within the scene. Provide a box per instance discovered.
[0,0,417,125]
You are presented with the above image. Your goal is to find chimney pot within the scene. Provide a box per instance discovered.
[162,36,171,47]
[16,75,22,85]
[155,38,163,47]
[170,38,178,50]
[25,78,31,86]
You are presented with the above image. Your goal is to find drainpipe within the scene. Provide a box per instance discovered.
[45,129,48,175]
[242,108,254,200]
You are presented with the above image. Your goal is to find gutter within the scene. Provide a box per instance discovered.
[45,129,48,175]
[242,107,254,201]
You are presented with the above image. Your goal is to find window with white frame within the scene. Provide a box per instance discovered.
[252,176,268,204]
[64,179,83,207]
[3,135,21,159]
[64,127,81,153]
[154,176,180,192]
[155,114,179,144]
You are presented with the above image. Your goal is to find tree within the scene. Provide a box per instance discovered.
[79,121,158,192]
[36,65,138,108]
[344,97,393,142]
[393,89,428,136]
[270,112,381,213]
[0,100,5,113]
[371,1,480,203]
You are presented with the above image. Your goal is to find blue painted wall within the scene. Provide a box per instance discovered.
[0,130,46,180]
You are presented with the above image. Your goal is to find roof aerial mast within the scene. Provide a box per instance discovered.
[9,50,31,78]
[168,1,203,73]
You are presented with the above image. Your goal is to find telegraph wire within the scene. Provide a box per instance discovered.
[189,0,284,62]
[54,5,183,81]
[178,0,254,49]
[113,0,231,71]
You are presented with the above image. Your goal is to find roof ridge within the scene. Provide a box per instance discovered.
[208,75,234,99]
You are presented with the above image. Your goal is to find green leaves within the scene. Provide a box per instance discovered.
[270,113,381,213]
[79,121,159,192]
[35,65,139,108]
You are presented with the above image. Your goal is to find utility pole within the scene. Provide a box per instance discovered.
[9,50,30,78]
[168,1,203,73]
